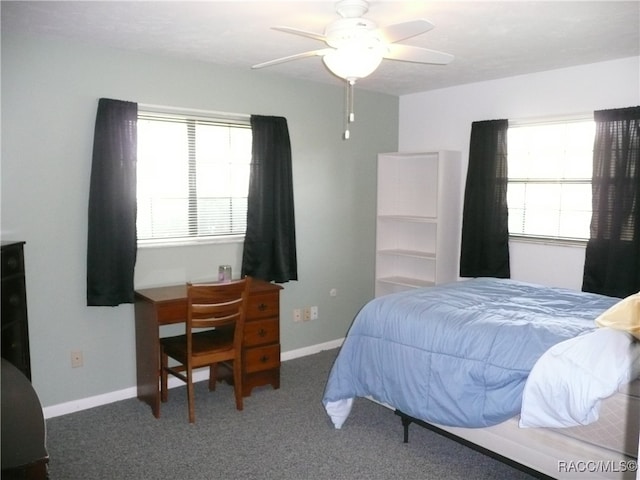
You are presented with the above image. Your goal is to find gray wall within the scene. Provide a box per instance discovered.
[1,32,399,408]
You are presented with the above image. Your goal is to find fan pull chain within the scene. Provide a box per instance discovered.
[348,79,355,122]
[344,79,356,140]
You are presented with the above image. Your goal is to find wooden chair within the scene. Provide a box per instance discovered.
[160,277,251,423]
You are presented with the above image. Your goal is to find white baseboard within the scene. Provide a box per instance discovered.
[43,338,344,419]
[280,337,343,362]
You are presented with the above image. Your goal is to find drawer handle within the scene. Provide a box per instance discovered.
[258,303,268,311]
[260,355,269,363]
[258,328,267,337]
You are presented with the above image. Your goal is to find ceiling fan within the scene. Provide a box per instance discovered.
[252,0,454,138]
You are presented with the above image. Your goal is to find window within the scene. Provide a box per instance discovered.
[136,109,252,245]
[507,118,595,241]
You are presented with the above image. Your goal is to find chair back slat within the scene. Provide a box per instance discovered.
[186,278,251,342]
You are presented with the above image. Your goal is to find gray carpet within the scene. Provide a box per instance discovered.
[45,348,537,479]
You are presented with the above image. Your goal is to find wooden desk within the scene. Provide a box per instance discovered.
[134,279,282,418]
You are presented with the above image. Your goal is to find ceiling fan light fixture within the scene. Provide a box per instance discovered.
[322,46,383,81]
[253,0,453,138]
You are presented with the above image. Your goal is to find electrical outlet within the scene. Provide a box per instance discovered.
[303,307,311,321]
[310,306,318,320]
[71,350,83,368]
[293,308,302,322]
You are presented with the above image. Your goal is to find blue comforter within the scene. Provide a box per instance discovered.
[322,278,618,428]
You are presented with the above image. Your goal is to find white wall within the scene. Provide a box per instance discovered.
[1,31,398,408]
[399,57,640,290]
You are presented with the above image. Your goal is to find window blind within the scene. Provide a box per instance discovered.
[137,111,251,244]
[507,119,594,241]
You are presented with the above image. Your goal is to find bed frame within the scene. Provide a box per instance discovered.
[395,409,555,479]
[393,405,638,480]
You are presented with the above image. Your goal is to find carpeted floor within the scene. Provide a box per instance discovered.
[44,348,537,479]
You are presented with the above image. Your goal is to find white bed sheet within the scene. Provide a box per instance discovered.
[520,328,640,428]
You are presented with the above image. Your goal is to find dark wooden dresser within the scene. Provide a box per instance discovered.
[1,241,31,379]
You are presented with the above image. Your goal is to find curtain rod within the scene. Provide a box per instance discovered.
[138,103,250,123]
[509,112,593,127]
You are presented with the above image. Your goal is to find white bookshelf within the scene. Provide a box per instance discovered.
[375,151,462,297]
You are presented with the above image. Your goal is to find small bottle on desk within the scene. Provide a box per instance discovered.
[218,265,232,282]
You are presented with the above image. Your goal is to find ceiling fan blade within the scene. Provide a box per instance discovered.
[252,49,334,69]
[272,26,327,43]
[378,19,435,44]
[384,44,454,65]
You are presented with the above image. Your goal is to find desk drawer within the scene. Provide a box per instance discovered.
[244,344,280,374]
[156,300,187,324]
[244,318,279,347]
[247,293,279,320]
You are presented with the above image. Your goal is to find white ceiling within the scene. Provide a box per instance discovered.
[3,1,639,96]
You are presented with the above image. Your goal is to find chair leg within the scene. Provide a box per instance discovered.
[186,365,195,423]
[208,364,217,391]
[233,359,243,411]
[160,349,168,403]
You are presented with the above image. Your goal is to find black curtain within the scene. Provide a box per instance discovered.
[241,115,298,283]
[87,98,138,306]
[460,119,510,278]
[582,106,640,298]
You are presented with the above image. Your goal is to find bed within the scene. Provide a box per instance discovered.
[323,278,640,479]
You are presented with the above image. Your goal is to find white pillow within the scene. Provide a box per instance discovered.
[519,327,640,428]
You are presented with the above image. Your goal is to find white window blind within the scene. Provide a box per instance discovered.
[507,118,595,241]
[136,110,251,245]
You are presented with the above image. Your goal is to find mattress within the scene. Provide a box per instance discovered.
[378,383,639,480]
[550,379,640,458]
[429,386,639,480]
